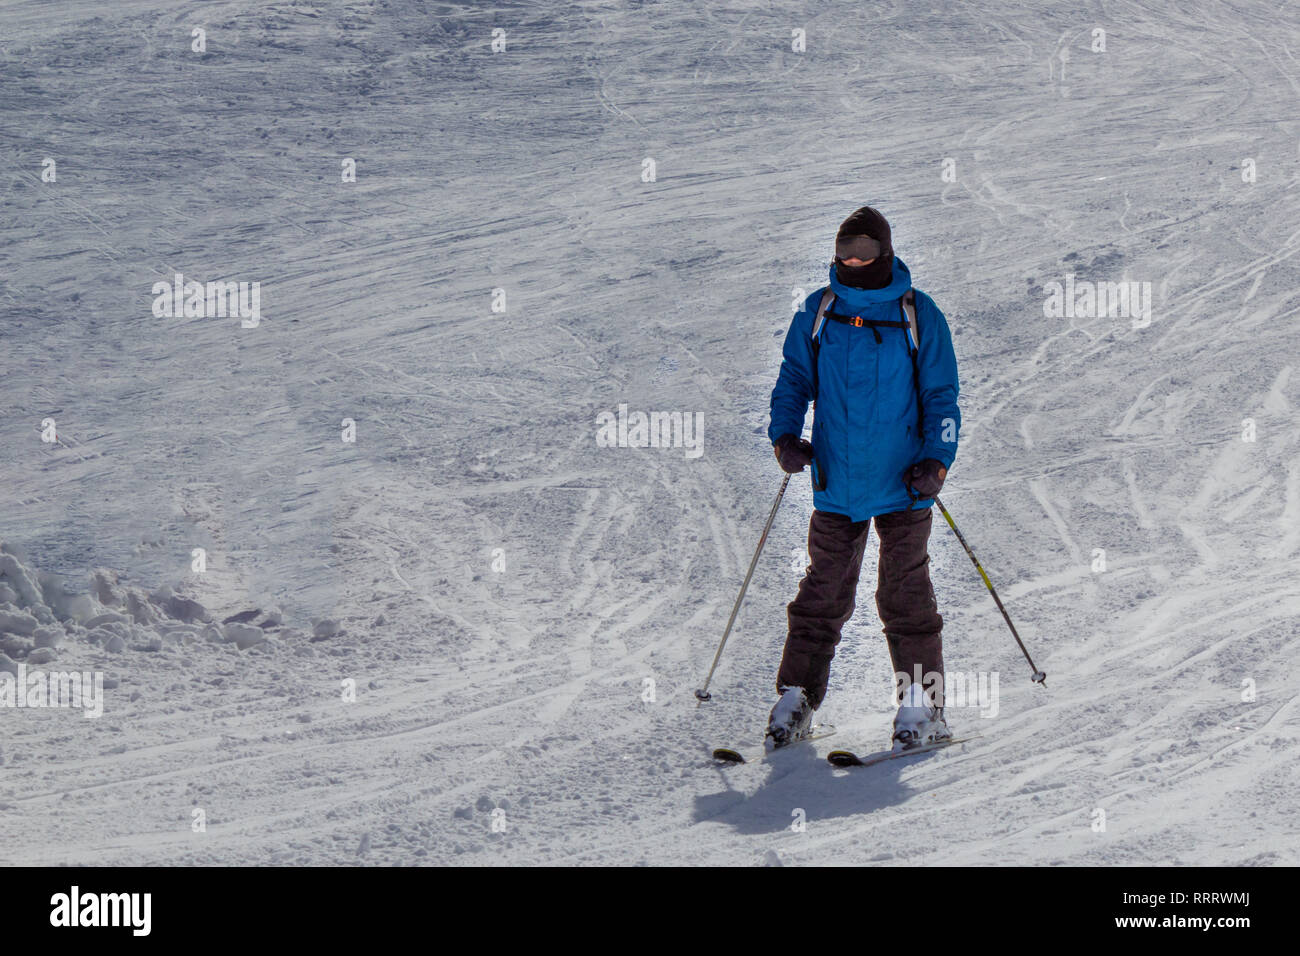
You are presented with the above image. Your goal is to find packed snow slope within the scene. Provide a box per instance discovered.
[2,0,1299,865]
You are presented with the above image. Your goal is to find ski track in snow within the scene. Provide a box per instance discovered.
[2,0,1299,865]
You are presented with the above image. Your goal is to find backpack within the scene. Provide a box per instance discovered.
[806,287,923,490]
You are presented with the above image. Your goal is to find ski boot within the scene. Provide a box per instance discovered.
[891,682,952,751]
[766,686,814,748]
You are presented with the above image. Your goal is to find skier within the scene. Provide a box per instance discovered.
[767,206,961,750]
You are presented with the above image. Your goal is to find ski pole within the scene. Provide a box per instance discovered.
[695,473,791,702]
[933,495,1046,686]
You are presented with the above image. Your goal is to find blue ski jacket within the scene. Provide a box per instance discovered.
[768,258,960,521]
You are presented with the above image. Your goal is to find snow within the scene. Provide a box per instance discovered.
[2,0,1299,865]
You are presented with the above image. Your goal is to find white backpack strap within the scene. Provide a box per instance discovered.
[901,289,919,353]
[811,287,835,342]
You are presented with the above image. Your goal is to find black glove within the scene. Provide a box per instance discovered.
[903,459,947,499]
[773,434,814,474]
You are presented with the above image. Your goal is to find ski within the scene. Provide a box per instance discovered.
[826,734,981,768]
[712,724,836,765]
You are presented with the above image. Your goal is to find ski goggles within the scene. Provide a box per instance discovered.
[834,235,884,262]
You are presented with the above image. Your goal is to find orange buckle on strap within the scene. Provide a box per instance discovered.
[851,316,864,327]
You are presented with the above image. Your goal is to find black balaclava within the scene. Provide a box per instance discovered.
[834,205,894,289]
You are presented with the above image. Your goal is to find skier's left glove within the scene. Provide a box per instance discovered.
[903,459,947,499]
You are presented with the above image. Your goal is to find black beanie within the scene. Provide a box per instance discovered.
[834,206,894,289]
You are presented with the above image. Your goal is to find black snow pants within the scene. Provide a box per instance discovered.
[776,506,943,710]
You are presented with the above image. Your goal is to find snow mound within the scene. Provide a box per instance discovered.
[0,541,294,662]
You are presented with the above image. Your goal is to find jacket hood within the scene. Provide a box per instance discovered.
[827,256,913,310]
